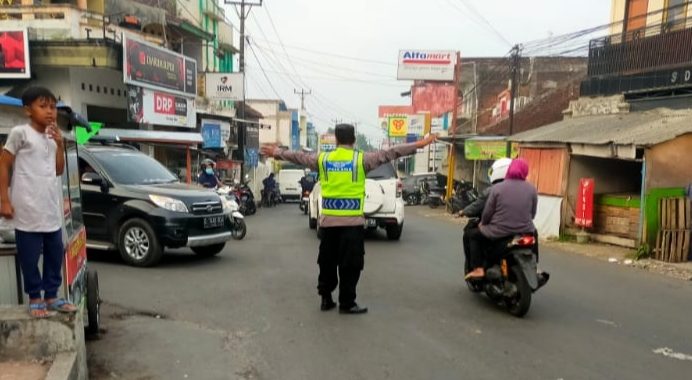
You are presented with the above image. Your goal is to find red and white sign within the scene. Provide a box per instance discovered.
[127,86,195,128]
[412,83,456,117]
[575,178,595,228]
[0,28,31,79]
[397,50,457,81]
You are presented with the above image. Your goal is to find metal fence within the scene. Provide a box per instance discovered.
[588,18,692,77]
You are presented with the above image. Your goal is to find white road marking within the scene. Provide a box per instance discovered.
[653,347,692,361]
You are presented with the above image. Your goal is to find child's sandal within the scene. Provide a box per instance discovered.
[47,299,77,313]
[29,302,49,318]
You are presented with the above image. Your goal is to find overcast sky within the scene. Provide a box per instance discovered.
[224,0,611,145]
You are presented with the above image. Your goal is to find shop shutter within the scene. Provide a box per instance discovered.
[520,148,566,196]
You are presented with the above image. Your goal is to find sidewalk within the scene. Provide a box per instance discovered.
[413,206,692,281]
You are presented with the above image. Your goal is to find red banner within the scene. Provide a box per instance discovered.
[64,227,87,286]
[575,178,595,228]
[412,83,456,117]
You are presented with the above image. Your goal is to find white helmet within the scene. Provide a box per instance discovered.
[489,158,513,183]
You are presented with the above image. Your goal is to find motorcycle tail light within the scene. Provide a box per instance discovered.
[396,179,403,197]
[516,235,536,247]
[501,260,508,277]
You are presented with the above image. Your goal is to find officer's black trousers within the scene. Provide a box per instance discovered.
[317,226,365,308]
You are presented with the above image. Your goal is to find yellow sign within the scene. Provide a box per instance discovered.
[388,116,408,137]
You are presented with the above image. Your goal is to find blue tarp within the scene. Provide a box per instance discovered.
[0,95,22,107]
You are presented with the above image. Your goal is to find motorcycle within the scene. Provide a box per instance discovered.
[422,181,445,209]
[217,187,247,240]
[299,189,311,214]
[447,181,479,213]
[233,179,256,216]
[463,219,549,317]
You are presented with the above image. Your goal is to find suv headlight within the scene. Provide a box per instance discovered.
[149,195,188,213]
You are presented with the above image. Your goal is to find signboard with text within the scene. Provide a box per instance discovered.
[464,140,519,160]
[123,34,197,97]
[0,28,30,79]
[319,134,336,152]
[204,72,244,100]
[575,178,595,228]
[397,50,457,81]
[127,86,195,128]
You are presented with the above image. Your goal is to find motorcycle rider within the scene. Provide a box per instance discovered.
[300,169,316,194]
[465,158,538,280]
[458,158,512,268]
[198,159,222,189]
[262,173,278,205]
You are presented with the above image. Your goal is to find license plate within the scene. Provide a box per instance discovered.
[203,216,225,229]
[366,219,377,227]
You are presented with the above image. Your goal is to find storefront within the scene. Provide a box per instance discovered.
[512,108,692,248]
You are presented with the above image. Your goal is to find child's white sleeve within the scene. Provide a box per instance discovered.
[3,127,25,155]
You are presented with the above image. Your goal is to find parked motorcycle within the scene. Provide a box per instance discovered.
[447,181,479,213]
[463,219,549,317]
[217,187,247,240]
[235,180,257,216]
[421,181,445,209]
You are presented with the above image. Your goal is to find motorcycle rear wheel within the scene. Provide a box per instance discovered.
[506,265,532,317]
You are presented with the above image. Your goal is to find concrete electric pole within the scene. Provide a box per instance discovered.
[294,88,312,110]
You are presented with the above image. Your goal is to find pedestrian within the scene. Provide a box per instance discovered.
[0,86,77,317]
[260,124,437,314]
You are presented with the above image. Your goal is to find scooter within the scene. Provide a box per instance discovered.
[299,189,311,215]
[217,187,247,240]
[463,219,549,317]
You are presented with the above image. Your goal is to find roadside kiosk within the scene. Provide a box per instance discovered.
[0,96,101,335]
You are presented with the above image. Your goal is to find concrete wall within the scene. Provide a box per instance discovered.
[31,67,74,106]
[611,0,627,35]
[68,68,128,117]
[645,133,692,190]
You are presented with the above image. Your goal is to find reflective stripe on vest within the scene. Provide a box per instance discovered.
[318,148,366,217]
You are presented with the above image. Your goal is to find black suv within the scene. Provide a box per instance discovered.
[77,145,232,267]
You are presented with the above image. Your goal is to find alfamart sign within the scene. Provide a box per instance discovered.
[397,50,457,81]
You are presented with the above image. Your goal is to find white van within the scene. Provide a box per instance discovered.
[278,169,305,201]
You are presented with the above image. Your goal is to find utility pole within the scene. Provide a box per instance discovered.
[225,0,262,179]
[294,88,312,110]
[225,0,262,76]
[507,44,521,158]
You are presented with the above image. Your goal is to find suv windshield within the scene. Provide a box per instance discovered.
[367,163,397,180]
[92,151,178,185]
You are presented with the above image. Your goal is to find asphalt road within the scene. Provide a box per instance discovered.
[87,205,692,380]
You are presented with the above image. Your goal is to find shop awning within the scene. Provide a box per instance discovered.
[96,129,203,145]
[0,95,21,107]
[511,108,692,148]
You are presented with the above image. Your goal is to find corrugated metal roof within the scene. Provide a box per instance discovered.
[511,108,692,146]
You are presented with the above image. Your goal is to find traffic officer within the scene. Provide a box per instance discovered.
[261,124,437,314]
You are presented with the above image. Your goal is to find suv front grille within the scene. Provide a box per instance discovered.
[191,201,223,215]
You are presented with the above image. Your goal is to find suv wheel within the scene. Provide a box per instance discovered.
[386,223,404,241]
[118,218,163,267]
[192,243,225,257]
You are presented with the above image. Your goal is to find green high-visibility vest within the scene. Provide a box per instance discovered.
[318,147,366,217]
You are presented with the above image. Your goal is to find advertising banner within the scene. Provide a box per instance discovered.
[575,178,595,228]
[204,72,244,101]
[407,114,425,137]
[201,120,222,149]
[397,50,457,81]
[123,34,197,97]
[291,111,300,150]
[319,134,336,152]
[244,148,259,168]
[0,28,30,79]
[245,123,259,149]
[127,86,196,128]
[388,115,408,137]
[464,139,519,160]
[412,83,456,117]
